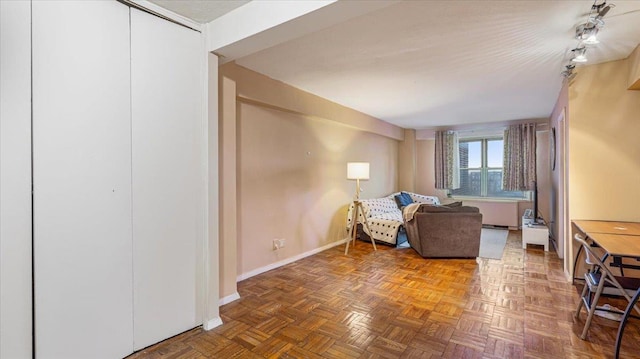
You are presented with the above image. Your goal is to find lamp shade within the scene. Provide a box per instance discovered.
[347,162,370,180]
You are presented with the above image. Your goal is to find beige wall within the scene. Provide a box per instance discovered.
[568,58,640,222]
[219,63,400,283]
[238,103,397,275]
[218,76,238,299]
[398,129,416,192]
[415,139,447,199]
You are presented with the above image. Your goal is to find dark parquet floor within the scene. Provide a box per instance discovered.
[129,231,640,358]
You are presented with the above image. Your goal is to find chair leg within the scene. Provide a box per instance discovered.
[575,282,590,319]
[575,265,594,320]
[581,277,606,340]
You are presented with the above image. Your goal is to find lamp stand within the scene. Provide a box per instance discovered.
[345,179,377,255]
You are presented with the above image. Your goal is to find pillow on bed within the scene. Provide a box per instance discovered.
[394,192,414,209]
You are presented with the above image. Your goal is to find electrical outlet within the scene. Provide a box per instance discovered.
[272,238,286,250]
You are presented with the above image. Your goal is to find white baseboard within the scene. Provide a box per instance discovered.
[219,292,240,306]
[203,316,223,331]
[237,238,347,282]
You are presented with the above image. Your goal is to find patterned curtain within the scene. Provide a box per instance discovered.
[434,131,460,190]
[503,123,536,191]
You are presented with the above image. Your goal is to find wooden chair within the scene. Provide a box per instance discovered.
[574,234,640,340]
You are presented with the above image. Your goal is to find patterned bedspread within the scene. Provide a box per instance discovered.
[346,192,439,245]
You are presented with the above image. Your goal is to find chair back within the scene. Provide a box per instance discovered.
[575,234,609,273]
[577,235,597,266]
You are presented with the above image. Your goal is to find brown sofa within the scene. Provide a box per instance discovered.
[405,204,483,258]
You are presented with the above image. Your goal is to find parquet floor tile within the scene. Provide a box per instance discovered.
[128,231,640,358]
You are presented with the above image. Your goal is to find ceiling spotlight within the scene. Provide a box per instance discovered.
[593,2,615,21]
[571,47,587,62]
[575,23,600,44]
[561,64,577,80]
[590,2,615,26]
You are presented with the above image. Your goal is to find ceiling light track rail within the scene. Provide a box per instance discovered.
[563,1,615,80]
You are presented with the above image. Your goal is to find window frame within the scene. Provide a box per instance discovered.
[449,136,526,200]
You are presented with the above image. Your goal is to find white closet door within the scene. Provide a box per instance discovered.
[130,9,203,349]
[1,2,32,358]
[32,1,133,358]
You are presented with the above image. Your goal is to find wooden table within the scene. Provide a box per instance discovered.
[573,220,640,236]
[587,232,640,258]
[572,220,640,282]
[572,224,640,359]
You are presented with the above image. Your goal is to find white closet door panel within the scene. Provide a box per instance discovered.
[32,2,133,358]
[130,9,203,349]
[0,2,32,358]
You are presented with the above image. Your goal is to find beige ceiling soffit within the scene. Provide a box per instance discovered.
[416,118,550,140]
[236,95,403,141]
[206,0,399,63]
[211,51,226,59]
[125,0,202,32]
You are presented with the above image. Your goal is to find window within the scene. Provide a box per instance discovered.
[450,138,525,199]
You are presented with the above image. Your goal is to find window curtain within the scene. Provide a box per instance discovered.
[434,130,460,190]
[503,123,536,191]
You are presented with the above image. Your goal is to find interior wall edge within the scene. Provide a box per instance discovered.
[202,47,219,332]
[203,317,223,331]
[218,75,238,300]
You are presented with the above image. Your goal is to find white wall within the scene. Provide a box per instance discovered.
[0,2,33,358]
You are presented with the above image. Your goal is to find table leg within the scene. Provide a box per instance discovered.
[572,244,584,284]
[614,288,640,359]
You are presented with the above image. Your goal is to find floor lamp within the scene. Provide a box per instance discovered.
[345,162,377,255]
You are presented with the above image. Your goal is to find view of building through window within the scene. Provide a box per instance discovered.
[451,138,526,198]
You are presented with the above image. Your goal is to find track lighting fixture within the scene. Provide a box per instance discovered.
[574,2,615,47]
[571,47,587,63]
[563,2,615,79]
[592,1,615,23]
[575,22,599,44]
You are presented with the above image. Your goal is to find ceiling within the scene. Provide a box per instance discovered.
[150,0,640,130]
[148,0,250,23]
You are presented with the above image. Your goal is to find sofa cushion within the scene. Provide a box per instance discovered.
[444,201,463,208]
[418,204,479,213]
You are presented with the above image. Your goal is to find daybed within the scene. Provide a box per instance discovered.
[346,192,440,245]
